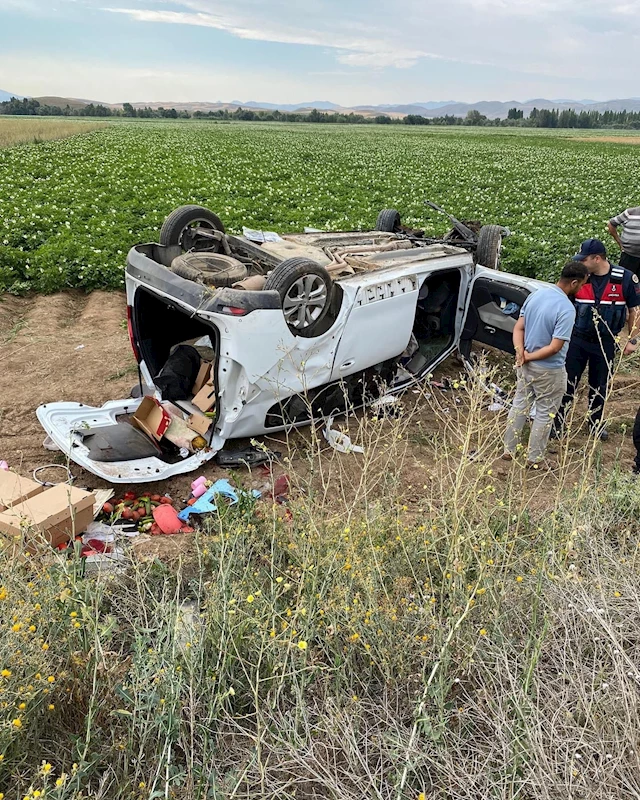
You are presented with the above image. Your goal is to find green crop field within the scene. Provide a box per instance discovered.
[1,121,640,294]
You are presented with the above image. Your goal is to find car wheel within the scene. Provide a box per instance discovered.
[475,225,503,270]
[170,253,247,287]
[159,205,226,252]
[264,258,333,337]
[375,208,402,233]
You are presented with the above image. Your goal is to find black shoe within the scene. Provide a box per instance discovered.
[591,426,608,442]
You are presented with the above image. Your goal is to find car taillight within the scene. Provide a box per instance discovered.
[220,306,247,316]
[127,305,141,362]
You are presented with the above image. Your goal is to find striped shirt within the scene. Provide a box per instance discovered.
[610,207,640,256]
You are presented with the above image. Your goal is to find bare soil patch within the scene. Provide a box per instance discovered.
[571,136,640,145]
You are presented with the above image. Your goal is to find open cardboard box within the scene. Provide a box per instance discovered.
[0,483,95,551]
[132,396,172,441]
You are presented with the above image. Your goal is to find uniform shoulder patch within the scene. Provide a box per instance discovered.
[633,274,639,283]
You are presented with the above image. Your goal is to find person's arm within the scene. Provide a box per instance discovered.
[623,307,640,355]
[524,338,566,362]
[608,220,623,250]
[609,210,630,251]
[513,316,525,366]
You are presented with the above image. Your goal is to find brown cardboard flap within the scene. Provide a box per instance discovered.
[187,412,212,437]
[192,380,216,413]
[0,472,45,512]
[192,361,212,395]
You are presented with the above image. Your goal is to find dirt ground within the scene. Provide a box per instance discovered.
[1,290,639,518]
[572,136,640,145]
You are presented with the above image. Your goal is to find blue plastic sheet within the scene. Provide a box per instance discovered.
[177,479,261,521]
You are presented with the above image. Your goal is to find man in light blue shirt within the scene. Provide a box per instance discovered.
[503,261,588,468]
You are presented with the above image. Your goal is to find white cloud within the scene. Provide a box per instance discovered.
[3,0,640,102]
[99,0,640,86]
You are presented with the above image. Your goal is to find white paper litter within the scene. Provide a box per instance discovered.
[488,402,506,412]
[84,550,127,575]
[43,436,61,452]
[304,226,323,233]
[92,489,114,519]
[75,345,85,351]
[242,227,282,243]
[324,419,364,454]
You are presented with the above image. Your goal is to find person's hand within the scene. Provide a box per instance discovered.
[623,339,638,356]
[514,347,524,368]
[523,350,532,363]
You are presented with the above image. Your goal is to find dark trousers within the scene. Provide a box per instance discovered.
[556,333,616,431]
[634,406,640,471]
[620,251,640,278]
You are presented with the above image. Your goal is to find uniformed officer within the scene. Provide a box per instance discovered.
[554,238,640,440]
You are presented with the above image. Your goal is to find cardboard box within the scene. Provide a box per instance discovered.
[0,471,45,512]
[0,484,95,550]
[187,412,212,437]
[192,361,212,396]
[132,396,171,441]
[192,380,216,413]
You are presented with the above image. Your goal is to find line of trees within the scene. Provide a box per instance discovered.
[2,96,640,129]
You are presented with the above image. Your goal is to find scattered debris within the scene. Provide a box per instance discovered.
[242,227,282,243]
[0,461,8,471]
[74,344,85,351]
[324,419,364,454]
[371,394,403,419]
[216,446,280,469]
[177,478,260,521]
[32,464,74,487]
[92,489,115,519]
[152,504,193,535]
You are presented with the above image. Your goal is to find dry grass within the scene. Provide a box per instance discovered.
[0,118,106,148]
[1,360,640,798]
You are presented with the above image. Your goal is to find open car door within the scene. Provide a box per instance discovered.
[459,266,549,358]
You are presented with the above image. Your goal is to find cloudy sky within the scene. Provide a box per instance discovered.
[0,0,637,104]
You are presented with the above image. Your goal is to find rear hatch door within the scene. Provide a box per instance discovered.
[36,399,221,484]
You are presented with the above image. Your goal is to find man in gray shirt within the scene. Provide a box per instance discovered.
[503,261,588,468]
[608,207,640,276]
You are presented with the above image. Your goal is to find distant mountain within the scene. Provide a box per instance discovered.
[0,89,24,102]
[354,103,436,116]
[411,98,640,119]
[7,91,640,120]
[33,96,91,110]
[238,100,341,111]
[414,101,457,109]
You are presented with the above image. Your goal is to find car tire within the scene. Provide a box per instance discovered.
[265,258,333,337]
[475,224,503,270]
[159,205,226,251]
[170,253,247,287]
[375,208,402,233]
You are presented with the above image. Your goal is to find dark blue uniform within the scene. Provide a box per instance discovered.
[556,264,640,432]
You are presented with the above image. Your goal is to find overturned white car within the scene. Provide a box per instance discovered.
[38,205,545,483]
